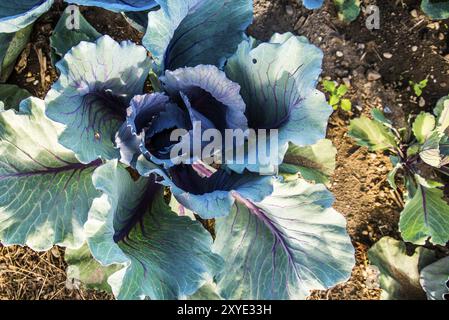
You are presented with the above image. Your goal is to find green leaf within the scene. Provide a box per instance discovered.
[399,186,449,245]
[329,95,340,106]
[0,84,30,110]
[340,98,352,111]
[50,9,101,63]
[420,131,443,167]
[405,175,418,199]
[414,85,423,97]
[414,174,444,189]
[407,144,421,157]
[387,163,402,191]
[0,24,33,82]
[412,112,436,144]
[334,0,361,22]
[143,0,253,74]
[371,108,393,127]
[323,80,336,93]
[213,179,355,299]
[65,243,120,292]
[0,33,15,82]
[368,237,436,300]
[411,79,428,97]
[348,116,398,151]
[420,257,449,300]
[436,100,449,133]
[336,84,348,97]
[280,139,337,184]
[84,160,223,300]
[0,98,102,251]
[434,95,449,119]
[421,0,449,20]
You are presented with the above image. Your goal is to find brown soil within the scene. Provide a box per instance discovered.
[1,0,448,300]
[0,245,112,300]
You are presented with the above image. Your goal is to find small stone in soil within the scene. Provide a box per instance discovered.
[367,71,381,81]
[419,97,426,107]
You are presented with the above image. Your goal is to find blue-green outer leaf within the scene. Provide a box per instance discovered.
[0,25,33,82]
[50,9,101,62]
[420,257,449,300]
[0,98,101,251]
[85,160,223,300]
[0,84,31,110]
[399,186,449,245]
[225,33,331,174]
[68,0,158,12]
[143,0,253,74]
[0,0,54,33]
[213,179,355,299]
[45,36,151,164]
[421,0,449,20]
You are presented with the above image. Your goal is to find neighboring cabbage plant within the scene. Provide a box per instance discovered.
[421,0,449,20]
[0,0,355,300]
[369,237,449,300]
[299,0,361,22]
[349,99,449,246]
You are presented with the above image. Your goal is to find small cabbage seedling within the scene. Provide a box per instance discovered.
[323,80,352,111]
[349,96,449,245]
[369,236,449,300]
[410,79,428,97]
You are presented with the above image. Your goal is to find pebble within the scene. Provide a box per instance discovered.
[285,5,294,16]
[367,70,381,81]
[410,9,418,18]
[439,33,445,41]
[336,51,344,58]
[419,97,426,107]
[383,52,393,59]
[342,77,351,88]
[51,247,60,258]
[384,106,392,113]
[411,46,418,52]
[427,22,440,30]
